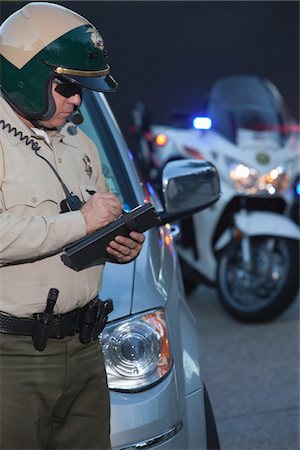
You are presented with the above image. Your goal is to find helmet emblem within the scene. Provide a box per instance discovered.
[86,27,104,50]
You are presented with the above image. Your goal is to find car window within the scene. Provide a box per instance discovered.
[77,92,136,211]
[78,95,123,200]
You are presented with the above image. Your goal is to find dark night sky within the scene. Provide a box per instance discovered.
[1,1,299,141]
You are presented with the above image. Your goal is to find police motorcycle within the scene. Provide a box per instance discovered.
[130,75,300,322]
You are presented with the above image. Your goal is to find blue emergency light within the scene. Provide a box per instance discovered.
[193,117,212,130]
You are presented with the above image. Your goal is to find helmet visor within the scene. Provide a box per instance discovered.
[48,62,118,93]
[68,73,118,92]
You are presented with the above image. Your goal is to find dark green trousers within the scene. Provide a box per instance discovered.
[0,333,111,450]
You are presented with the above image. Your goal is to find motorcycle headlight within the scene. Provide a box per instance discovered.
[226,157,258,193]
[261,165,290,193]
[100,308,172,391]
[225,157,291,195]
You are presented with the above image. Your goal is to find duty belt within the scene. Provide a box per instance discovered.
[0,297,113,351]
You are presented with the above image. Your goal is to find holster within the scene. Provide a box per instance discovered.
[79,298,113,344]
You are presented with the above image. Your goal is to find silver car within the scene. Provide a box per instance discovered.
[67,90,220,450]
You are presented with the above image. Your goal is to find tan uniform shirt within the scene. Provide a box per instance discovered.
[0,96,108,317]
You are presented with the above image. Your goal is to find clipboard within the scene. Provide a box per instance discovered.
[62,203,161,270]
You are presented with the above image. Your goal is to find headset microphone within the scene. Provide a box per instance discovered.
[71,108,84,125]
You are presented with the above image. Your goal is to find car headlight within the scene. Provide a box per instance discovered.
[100,308,172,391]
[225,157,291,195]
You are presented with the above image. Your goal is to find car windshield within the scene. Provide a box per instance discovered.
[207,76,294,147]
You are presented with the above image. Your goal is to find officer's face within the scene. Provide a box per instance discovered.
[40,82,81,129]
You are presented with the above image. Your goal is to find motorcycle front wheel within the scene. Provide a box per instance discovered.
[217,236,299,322]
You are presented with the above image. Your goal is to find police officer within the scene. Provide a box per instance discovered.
[0,3,144,449]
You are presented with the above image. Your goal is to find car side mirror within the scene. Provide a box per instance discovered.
[159,159,221,224]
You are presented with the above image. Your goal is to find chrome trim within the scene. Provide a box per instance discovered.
[118,420,183,450]
[55,66,110,77]
[170,223,181,241]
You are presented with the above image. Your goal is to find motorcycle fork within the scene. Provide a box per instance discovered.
[233,226,253,272]
[236,204,253,271]
[238,234,276,275]
[240,235,253,271]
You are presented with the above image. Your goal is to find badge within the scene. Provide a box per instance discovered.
[83,154,93,178]
[86,27,104,50]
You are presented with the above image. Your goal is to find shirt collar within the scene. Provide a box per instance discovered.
[0,95,74,148]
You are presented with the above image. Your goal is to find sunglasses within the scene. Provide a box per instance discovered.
[54,81,82,98]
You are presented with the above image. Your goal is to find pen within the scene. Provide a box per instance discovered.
[86,189,127,215]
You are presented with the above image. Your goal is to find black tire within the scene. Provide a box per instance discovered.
[217,237,299,322]
[204,385,221,450]
[179,256,201,295]
[179,255,215,295]
[178,213,215,295]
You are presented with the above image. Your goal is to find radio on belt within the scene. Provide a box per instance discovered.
[62,203,161,271]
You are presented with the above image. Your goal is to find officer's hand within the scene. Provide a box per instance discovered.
[81,192,122,234]
[106,231,145,263]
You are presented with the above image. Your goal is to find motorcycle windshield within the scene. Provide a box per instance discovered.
[207,76,295,147]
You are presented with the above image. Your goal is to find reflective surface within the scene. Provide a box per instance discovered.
[162,159,221,214]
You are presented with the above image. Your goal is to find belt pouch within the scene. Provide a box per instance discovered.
[32,288,58,351]
[91,299,114,340]
[79,298,113,344]
[32,313,52,351]
[79,299,98,344]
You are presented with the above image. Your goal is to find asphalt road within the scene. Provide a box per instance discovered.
[187,286,299,450]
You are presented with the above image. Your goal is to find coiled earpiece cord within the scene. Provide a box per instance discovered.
[0,118,73,198]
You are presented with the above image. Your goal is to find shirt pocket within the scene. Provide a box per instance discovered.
[1,182,59,214]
